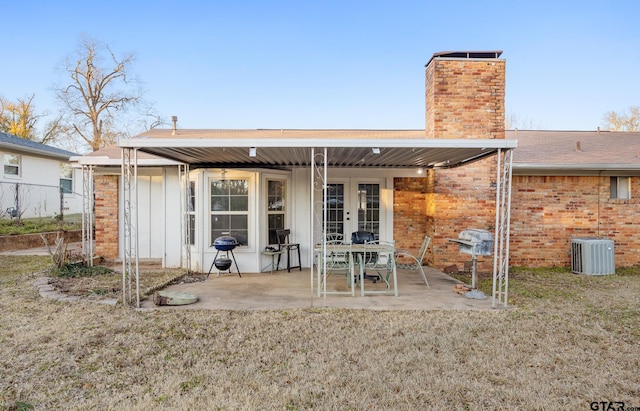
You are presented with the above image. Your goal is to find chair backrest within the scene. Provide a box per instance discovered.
[416,235,431,264]
[363,240,395,266]
[323,241,351,265]
[276,229,291,245]
[326,233,344,242]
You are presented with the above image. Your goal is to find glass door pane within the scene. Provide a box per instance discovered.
[267,180,286,244]
[357,183,380,237]
[324,183,345,238]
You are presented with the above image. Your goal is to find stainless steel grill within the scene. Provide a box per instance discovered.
[449,229,493,289]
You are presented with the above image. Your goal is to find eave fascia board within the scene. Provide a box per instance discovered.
[118,137,517,150]
[0,142,74,161]
[70,155,181,166]
[513,163,640,176]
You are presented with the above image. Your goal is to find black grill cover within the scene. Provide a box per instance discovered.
[351,231,376,244]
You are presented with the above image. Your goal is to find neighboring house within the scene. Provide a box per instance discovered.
[0,132,81,220]
[507,130,640,268]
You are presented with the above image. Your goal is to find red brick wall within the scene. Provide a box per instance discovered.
[429,158,498,271]
[393,176,433,263]
[94,175,119,259]
[420,54,505,271]
[426,57,505,140]
[510,175,640,267]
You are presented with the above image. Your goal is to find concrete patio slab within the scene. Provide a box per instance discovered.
[139,266,496,311]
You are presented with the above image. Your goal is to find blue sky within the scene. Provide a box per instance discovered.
[2,0,639,132]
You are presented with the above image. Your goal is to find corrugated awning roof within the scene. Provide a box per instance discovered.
[114,129,516,170]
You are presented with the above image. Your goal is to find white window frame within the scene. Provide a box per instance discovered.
[60,163,73,194]
[187,180,196,246]
[266,179,287,246]
[209,173,253,247]
[610,176,631,199]
[4,154,21,177]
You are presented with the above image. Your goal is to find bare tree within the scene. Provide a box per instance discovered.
[55,35,157,152]
[505,113,546,130]
[603,107,640,131]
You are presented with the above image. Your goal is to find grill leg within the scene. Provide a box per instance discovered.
[229,250,241,277]
[471,255,478,289]
[207,250,221,278]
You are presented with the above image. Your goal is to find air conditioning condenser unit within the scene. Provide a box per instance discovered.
[571,238,615,275]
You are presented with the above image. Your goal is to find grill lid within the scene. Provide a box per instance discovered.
[213,235,239,250]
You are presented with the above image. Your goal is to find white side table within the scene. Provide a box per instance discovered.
[261,250,284,273]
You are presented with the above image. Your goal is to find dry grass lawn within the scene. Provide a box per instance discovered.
[1,256,639,410]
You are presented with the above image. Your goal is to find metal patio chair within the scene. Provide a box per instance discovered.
[360,240,398,296]
[395,235,431,289]
[316,241,355,297]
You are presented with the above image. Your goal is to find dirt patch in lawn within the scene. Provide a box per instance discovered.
[45,264,193,301]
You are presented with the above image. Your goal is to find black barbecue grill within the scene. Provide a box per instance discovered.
[208,235,241,278]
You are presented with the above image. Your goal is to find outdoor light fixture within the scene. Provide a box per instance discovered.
[417,168,424,175]
[372,147,380,154]
[249,147,257,157]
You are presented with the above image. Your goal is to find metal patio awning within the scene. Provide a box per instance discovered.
[113,130,516,310]
[118,134,516,169]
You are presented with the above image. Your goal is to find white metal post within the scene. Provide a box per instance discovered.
[121,147,140,307]
[310,148,315,305]
[492,149,513,308]
[81,165,94,266]
[179,164,191,272]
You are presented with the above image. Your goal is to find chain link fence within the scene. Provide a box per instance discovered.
[0,180,83,224]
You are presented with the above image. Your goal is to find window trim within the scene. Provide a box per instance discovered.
[610,176,631,199]
[266,179,287,246]
[60,163,73,194]
[187,180,196,246]
[208,172,254,248]
[4,154,21,177]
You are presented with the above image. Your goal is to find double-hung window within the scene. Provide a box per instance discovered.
[60,163,73,194]
[210,178,249,246]
[610,177,631,199]
[4,154,20,177]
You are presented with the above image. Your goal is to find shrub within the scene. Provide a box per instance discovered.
[50,262,114,278]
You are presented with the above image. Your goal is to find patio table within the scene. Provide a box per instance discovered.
[314,243,398,297]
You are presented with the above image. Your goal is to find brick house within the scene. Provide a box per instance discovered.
[78,50,640,280]
[77,51,513,280]
[507,130,640,268]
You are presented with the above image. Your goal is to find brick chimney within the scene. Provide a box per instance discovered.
[425,51,505,139]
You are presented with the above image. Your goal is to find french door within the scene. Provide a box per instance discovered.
[324,179,383,241]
